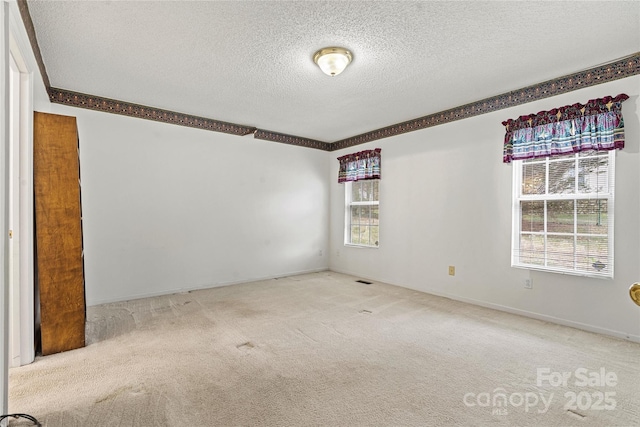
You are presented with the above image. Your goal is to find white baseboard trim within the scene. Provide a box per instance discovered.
[329,267,640,343]
[436,289,640,343]
[86,267,330,306]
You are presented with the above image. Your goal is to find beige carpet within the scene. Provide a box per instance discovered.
[8,271,640,426]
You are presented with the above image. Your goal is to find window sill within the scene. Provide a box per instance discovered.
[344,243,379,249]
[512,263,613,280]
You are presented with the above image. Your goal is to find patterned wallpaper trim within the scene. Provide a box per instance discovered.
[17,0,50,88]
[17,1,640,152]
[254,130,330,151]
[48,88,256,136]
[330,53,640,151]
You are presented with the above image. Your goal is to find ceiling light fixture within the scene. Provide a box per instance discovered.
[313,47,353,77]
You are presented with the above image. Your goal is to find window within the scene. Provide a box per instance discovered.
[345,179,379,247]
[512,150,615,277]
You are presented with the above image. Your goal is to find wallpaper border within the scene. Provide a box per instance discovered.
[17,1,640,152]
[48,88,256,137]
[330,53,640,151]
[17,0,50,88]
[254,130,330,151]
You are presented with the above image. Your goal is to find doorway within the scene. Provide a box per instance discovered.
[8,42,35,368]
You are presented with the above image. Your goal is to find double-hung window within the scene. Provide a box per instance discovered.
[512,150,615,277]
[345,179,379,247]
[338,148,381,247]
[504,94,628,278]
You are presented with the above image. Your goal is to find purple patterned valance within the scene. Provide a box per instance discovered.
[337,149,381,183]
[502,94,629,163]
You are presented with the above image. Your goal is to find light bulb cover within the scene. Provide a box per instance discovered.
[313,47,353,77]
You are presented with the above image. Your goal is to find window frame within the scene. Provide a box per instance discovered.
[511,150,615,278]
[344,179,380,248]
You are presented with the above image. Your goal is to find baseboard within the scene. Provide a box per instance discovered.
[436,290,640,343]
[86,267,330,306]
[329,267,640,344]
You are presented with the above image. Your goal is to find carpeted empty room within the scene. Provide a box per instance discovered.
[4,1,640,426]
[8,272,640,426]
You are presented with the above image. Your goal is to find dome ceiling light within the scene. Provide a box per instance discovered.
[313,47,353,77]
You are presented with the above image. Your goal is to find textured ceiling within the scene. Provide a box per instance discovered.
[27,1,640,143]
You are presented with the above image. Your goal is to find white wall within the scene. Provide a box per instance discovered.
[330,76,640,342]
[10,0,330,308]
[39,104,329,305]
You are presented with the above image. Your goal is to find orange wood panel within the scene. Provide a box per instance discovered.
[33,112,86,355]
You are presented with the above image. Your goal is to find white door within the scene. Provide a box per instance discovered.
[7,45,34,368]
[8,50,20,368]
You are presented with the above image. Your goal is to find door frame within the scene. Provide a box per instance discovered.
[1,0,36,416]
[8,32,34,368]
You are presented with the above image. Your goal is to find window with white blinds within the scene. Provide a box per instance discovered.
[512,150,615,278]
[345,179,380,247]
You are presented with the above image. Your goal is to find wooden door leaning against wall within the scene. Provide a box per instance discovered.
[33,112,86,355]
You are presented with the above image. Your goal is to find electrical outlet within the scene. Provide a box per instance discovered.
[319,250,323,257]
[524,278,532,289]
[448,266,455,276]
